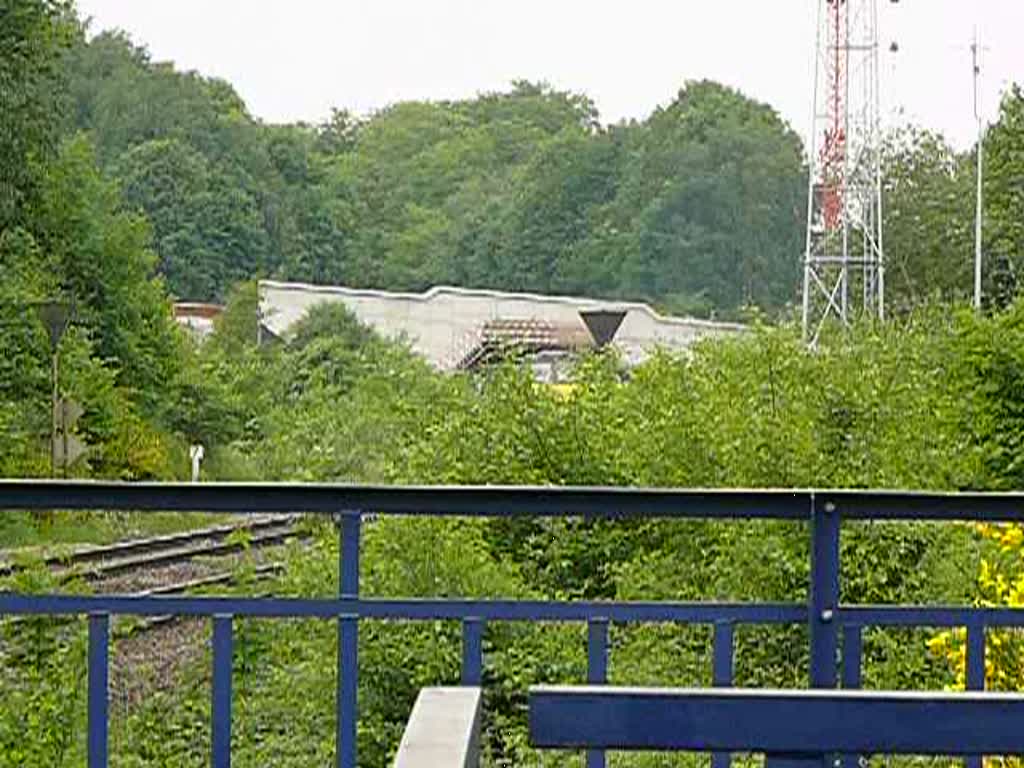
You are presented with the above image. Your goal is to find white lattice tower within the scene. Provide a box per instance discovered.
[803,0,885,343]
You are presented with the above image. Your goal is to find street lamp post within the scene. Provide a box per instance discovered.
[36,301,69,477]
[971,31,985,310]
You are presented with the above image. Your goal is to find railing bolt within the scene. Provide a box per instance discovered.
[820,609,834,623]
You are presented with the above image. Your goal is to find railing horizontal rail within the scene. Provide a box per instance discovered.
[0,595,807,623]
[8,595,1024,628]
[817,491,1024,520]
[0,480,807,517]
[3,480,1024,521]
[840,605,1024,627]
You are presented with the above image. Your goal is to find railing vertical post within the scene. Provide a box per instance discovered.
[339,512,361,600]
[88,613,109,768]
[810,496,840,689]
[461,618,484,686]
[841,624,862,768]
[965,622,986,768]
[337,512,361,768]
[211,615,234,768]
[712,621,735,686]
[712,621,735,768]
[586,618,609,768]
[841,625,862,690]
[966,621,986,690]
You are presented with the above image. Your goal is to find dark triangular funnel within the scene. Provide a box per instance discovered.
[579,309,626,348]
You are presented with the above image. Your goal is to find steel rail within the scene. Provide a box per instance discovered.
[135,562,285,598]
[70,524,298,581]
[2,563,284,630]
[0,515,298,577]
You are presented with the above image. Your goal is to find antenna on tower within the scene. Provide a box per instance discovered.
[971,27,985,310]
[802,0,886,344]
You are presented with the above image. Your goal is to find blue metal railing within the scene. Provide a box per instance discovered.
[529,687,1024,758]
[2,481,1024,768]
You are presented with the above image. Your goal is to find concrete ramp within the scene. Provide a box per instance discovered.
[393,687,482,768]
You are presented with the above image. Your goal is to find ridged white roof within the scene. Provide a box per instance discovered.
[259,280,746,332]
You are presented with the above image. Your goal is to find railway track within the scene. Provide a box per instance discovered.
[125,562,284,632]
[1,516,301,633]
[2,562,285,635]
[1,517,307,704]
[0,514,300,582]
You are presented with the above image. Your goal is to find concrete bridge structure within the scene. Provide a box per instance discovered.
[258,279,745,371]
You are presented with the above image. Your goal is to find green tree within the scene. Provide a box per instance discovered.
[62,27,819,317]
[1,135,186,479]
[63,30,277,299]
[882,127,974,310]
[34,136,183,406]
[64,30,262,170]
[983,84,1024,306]
[0,0,72,232]
[115,138,269,300]
[585,81,806,315]
[494,128,621,292]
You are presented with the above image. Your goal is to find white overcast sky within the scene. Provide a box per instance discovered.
[76,1,1022,150]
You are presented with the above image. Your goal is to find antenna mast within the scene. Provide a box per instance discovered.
[803,0,885,343]
[971,29,984,310]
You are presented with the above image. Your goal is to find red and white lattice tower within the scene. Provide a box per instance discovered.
[803,0,884,342]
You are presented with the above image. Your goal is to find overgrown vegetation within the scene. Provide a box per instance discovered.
[56,21,1023,318]
[9,298,1024,765]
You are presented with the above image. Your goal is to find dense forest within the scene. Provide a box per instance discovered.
[62,30,805,316]
[4,1,1024,766]
[50,17,1022,317]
